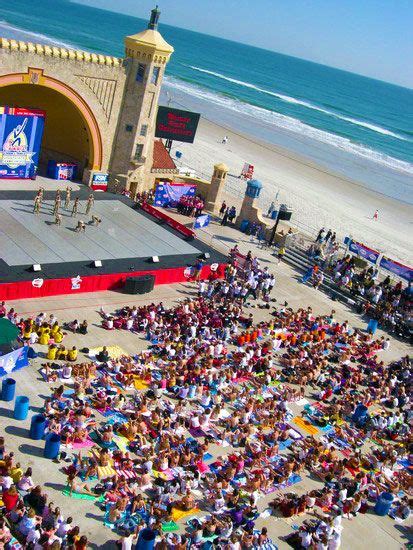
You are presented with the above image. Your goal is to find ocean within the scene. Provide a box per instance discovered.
[1,0,412,204]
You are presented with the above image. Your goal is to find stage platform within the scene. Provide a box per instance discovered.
[0,190,226,300]
[0,199,198,265]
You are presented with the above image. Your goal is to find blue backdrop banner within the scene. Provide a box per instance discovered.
[0,106,45,179]
[0,346,29,378]
[154,182,196,207]
[380,257,413,282]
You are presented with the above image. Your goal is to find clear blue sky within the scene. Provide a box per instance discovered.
[74,0,413,88]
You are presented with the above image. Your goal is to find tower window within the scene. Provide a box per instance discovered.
[140,124,148,136]
[136,63,146,82]
[151,66,160,85]
[134,144,144,161]
[125,124,133,132]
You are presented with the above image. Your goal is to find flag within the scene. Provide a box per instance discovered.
[194,214,210,229]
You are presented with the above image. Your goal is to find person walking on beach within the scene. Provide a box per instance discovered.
[71,197,79,217]
[65,186,71,209]
[33,194,41,215]
[86,193,94,214]
[222,135,228,144]
[373,209,379,221]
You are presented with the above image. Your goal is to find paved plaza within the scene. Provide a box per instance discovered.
[1,220,411,548]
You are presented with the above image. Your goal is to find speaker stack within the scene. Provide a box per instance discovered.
[123,275,155,295]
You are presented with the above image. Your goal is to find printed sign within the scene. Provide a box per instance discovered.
[91,172,109,191]
[380,257,413,282]
[0,106,45,179]
[155,106,200,143]
[194,214,210,229]
[0,347,29,378]
[348,240,380,264]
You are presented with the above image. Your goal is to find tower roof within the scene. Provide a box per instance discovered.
[125,7,174,56]
[214,162,228,172]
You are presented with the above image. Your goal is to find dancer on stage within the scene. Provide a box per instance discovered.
[71,197,79,217]
[86,193,94,214]
[33,194,41,215]
[65,186,71,209]
[53,194,61,216]
[55,213,62,226]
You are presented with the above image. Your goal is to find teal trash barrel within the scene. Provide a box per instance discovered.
[367,319,378,334]
[2,378,16,402]
[14,396,29,420]
[239,220,249,233]
[136,528,156,550]
[30,414,46,440]
[44,433,61,459]
[271,210,278,220]
[374,492,394,516]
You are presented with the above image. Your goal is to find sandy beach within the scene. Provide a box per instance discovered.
[174,118,412,265]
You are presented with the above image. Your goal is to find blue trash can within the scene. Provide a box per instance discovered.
[137,528,156,550]
[352,404,368,424]
[239,220,249,233]
[30,414,47,440]
[44,433,61,459]
[271,210,278,220]
[367,319,378,334]
[374,491,394,516]
[1,377,16,402]
[14,396,29,420]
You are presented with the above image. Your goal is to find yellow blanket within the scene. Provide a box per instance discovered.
[293,416,319,435]
[171,507,200,522]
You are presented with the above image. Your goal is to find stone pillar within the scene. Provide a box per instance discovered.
[205,162,228,214]
[236,178,267,228]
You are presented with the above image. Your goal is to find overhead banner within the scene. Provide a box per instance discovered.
[155,106,200,143]
[380,257,413,282]
[0,346,29,377]
[0,106,45,179]
[154,182,196,207]
[348,240,380,264]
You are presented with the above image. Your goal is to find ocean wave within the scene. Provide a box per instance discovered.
[187,65,409,142]
[0,20,75,49]
[164,75,413,176]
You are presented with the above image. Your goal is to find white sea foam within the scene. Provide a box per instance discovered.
[164,75,413,176]
[0,20,74,49]
[187,65,409,142]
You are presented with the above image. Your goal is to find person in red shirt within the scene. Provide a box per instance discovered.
[2,484,20,511]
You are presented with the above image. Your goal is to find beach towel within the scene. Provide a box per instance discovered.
[171,507,200,522]
[89,345,128,360]
[134,377,150,390]
[162,521,180,532]
[97,465,116,479]
[62,486,103,501]
[293,416,319,435]
[71,438,95,450]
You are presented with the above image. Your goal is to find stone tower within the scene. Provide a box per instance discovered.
[110,7,174,195]
[205,162,228,214]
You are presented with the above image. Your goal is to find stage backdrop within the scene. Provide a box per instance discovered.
[0,106,46,179]
[154,182,196,208]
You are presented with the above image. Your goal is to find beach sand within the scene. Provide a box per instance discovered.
[174,118,412,264]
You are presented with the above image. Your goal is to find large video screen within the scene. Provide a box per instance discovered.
[155,106,200,143]
[0,106,46,179]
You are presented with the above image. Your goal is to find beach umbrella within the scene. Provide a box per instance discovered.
[0,318,19,346]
